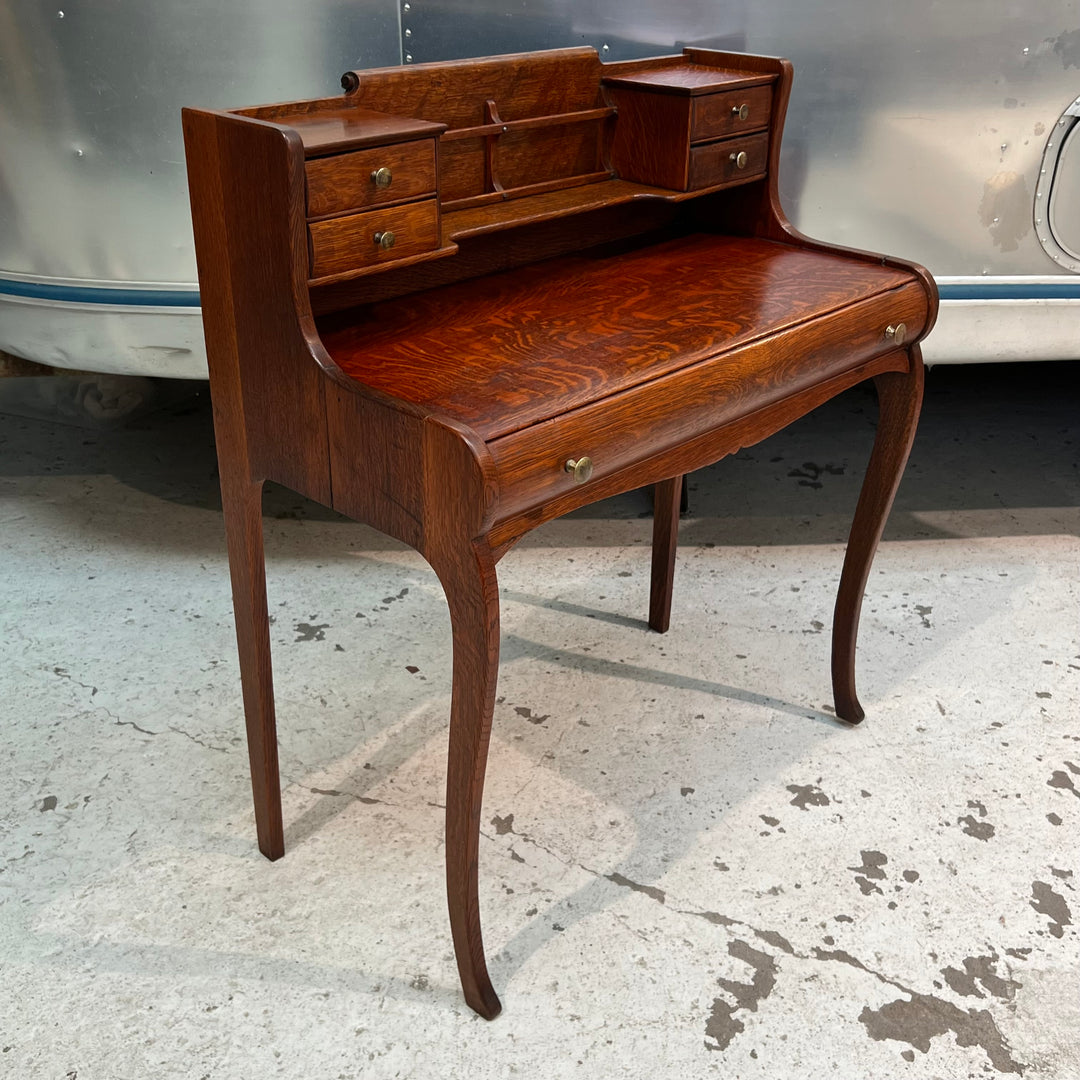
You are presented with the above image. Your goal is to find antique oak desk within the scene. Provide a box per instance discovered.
[183,47,937,1018]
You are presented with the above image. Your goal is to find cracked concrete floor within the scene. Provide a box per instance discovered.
[1,362,1077,1079]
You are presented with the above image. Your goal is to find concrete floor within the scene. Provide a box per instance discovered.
[1,363,1077,1079]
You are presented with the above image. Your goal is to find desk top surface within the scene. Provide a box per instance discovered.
[319,234,915,440]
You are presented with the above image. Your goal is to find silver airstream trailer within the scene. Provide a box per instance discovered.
[1,0,1078,376]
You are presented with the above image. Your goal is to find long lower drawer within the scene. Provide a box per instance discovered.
[487,280,928,520]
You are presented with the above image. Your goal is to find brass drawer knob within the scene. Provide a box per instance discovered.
[729,150,748,169]
[732,103,750,121]
[371,167,393,188]
[884,322,907,345]
[564,456,594,484]
[373,230,396,250]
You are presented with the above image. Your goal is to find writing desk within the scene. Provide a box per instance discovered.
[183,46,937,1017]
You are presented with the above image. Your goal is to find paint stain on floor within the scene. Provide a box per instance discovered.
[860,992,1024,1074]
[849,850,889,895]
[958,799,996,840]
[1030,880,1073,938]
[704,940,778,1052]
[940,951,1021,1000]
[786,783,830,810]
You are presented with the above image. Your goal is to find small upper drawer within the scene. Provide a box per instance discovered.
[687,131,769,190]
[690,84,772,143]
[309,199,440,280]
[306,139,437,219]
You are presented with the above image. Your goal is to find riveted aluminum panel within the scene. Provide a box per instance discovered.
[3,0,1078,373]
[0,0,400,375]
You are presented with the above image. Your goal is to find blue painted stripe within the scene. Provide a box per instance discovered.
[2,276,1079,306]
[938,281,1080,300]
[0,277,201,307]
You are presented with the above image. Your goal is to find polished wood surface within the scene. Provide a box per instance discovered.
[484,290,928,524]
[267,108,444,156]
[183,45,938,1019]
[319,235,919,438]
[602,61,775,94]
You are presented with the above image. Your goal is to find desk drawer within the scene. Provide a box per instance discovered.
[691,84,772,143]
[306,139,437,219]
[688,131,768,190]
[488,281,928,521]
[309,199,440,279]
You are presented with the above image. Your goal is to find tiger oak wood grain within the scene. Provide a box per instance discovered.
[485,348,913,556]
[484,285,928,521]
[317,234,919,439]
[183,46,938,1020]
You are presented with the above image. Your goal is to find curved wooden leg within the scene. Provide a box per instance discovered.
[649,476,683,632]
[221,477,284,860]
[438,539,503,1019]
[832,351,925,723]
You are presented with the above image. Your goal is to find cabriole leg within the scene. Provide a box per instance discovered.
[438,539,503,1019]
[221,477,284,860]
[832,351,925,722]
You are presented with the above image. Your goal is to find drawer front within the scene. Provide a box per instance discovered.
[691,84,773,143]
[687,131,769,190]
[309,199,440,279]
[488,282,929,521]
[306,139,437,219]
